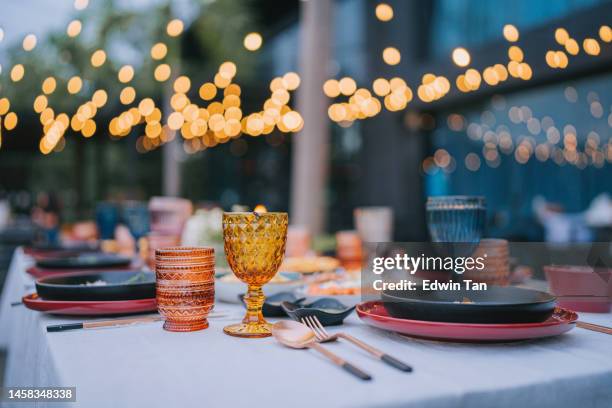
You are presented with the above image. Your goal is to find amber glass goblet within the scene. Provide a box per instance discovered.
[222,212,288,338]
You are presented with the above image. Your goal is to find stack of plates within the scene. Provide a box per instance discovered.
[464,239,510,285]
[23,270,157,315]
[356,286,577,342]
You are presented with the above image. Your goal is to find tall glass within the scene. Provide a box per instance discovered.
[222,212,288,338]
[426,196,486,264]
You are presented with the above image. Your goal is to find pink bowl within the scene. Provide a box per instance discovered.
[544,265,611,313]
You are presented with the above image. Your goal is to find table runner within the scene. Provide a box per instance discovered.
[1,249,611,408]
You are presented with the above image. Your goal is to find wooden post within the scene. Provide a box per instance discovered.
[290,0,332,235]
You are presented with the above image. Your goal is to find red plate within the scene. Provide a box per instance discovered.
[356,301,577,342]
[22,293,157,316]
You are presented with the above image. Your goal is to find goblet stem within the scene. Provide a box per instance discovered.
[243,284,266,325]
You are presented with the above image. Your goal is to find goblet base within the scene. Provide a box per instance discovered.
[163,319,209,332]
[223,322,273,338]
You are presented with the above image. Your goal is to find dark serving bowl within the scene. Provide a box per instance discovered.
[35,253,132,270]
[239,292,305,317]
[36,271,155,301]
[281,298,355,326]
[382,285,556,324]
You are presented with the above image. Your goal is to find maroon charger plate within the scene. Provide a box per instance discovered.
[356,301,577,342]
[22,293,157,316]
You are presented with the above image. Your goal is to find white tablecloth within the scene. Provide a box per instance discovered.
[1,248,611,408]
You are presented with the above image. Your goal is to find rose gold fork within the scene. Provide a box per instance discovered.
[301,315,413,372]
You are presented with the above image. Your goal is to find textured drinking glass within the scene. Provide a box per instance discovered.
[222,212,288,338]
[426,196,486,258]
[155,247,215,332]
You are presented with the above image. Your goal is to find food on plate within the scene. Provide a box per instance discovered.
[280,256,340,274]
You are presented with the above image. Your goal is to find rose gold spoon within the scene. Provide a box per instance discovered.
[271,320,372,381]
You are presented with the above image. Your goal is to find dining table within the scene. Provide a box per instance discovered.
[0,247,611,408]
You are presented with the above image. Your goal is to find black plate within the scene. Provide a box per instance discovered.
[239,292,305,317]
[35,253,132,270]
[282,298,355,326]
[36,271,155,301]
[382,285,556,324]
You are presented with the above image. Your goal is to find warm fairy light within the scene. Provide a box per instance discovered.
[546,50,568,68]
[282,72,301,90]
[199,83,217,100]
[67,76,83,94]
[90,49,107,67]
[82,119,96,137]
[42,77,56,94]
[554,41,572,58]
[253,204,267,213]
[243,32,263,51]
[382,47,401,65]
[600,25,612,42]
[219,61,237,80]
[0,98,10,116]
[517,63,532,80]
[151,43,167,60]
[118,65,135,83]
[555,28,569,45]
[375,3,394,21]
[120,87,136,104]
[33,95,48,113]
[166,19,184,37]
[4,112,18,130]
[417,75,449,102]
[508,46,524,62]
[282,111,303,131]
[154,64,171,82]
[464,68,481,90]
[167,112,185,130]
[22,34,37,51]
[74,0,89,10]
[173,76,191,93]
[372,78,391,96]
[583,38,601,55]
[92,89,108,107]
[67,20,82,37]
[503,24,519,42]
[10,64,25,82]
[170,93,188,111]
[323,79,341,97]
[339,77,357,96]
[483,67,499,85]
[452,47,470,67]
[138,98,155,116]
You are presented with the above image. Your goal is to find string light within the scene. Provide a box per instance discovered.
[118,65,135,83]
[382,47,401,65]
[151,43,167,60]
[66,20,82,37]
[452,47,470,67]
[154,64,171,82]
[503,24,519,42]
[375,3,394,22]
[243,32,262,51]
[22,34,37,51]
[166,19,184,37]
[91,50,107,67]
[10,64,25,82]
